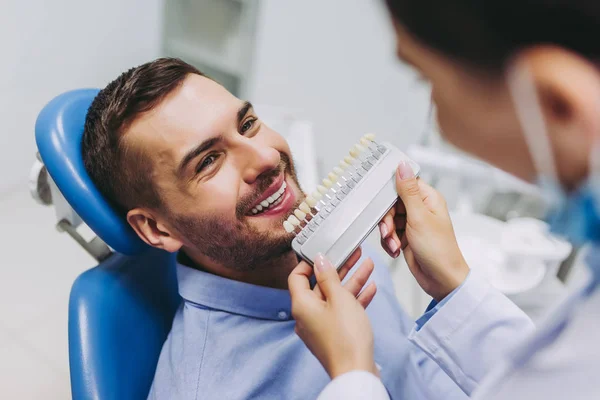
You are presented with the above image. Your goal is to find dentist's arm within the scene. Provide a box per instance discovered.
[379,162,534,395]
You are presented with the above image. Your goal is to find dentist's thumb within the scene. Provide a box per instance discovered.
[313,253,342,299]
[395,160,424,213]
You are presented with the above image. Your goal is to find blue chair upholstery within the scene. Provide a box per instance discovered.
[35,88,146,256]
[35,89,181,399]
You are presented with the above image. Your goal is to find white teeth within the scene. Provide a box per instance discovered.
[250,180,288,216]
[283,221,295,233]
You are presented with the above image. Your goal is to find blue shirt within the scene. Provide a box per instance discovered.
[148,249,467,400]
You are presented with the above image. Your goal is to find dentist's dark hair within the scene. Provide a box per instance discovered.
[82,57,206,214]
[385,0,600,72]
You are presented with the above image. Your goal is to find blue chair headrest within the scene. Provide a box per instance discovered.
[35,89,148,256]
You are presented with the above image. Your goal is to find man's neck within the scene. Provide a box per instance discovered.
[178,248,300,290]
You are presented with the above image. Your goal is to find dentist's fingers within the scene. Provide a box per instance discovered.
[379,207,395,240]
[314,247,362,300]
[395,161,425,214]
[340,258,374,298]
[357,282,377,309]
[381,228,402,258]
[312,254,343,299]
[288,261,315,295]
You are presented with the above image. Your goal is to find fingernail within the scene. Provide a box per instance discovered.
[315,253,332,272]
[387,237,399,253]
[379,223,388,237]
[397,160,414,180]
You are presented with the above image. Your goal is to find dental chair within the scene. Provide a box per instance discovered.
[34,89,180,399]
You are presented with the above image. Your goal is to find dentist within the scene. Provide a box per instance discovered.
[289,0,600,399]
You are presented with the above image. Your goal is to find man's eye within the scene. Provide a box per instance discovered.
[196,154,219,173]
[240,118,257,134]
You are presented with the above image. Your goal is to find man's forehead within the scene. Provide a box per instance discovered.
[126,74,241,159]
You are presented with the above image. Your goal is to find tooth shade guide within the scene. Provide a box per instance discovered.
[294,209,307,221]
[299,202,312,214]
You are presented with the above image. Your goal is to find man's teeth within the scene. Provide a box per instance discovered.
[250,181,287,215]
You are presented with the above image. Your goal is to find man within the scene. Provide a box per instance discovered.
[82,57,466,399]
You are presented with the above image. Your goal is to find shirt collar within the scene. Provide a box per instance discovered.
[175,254,293,321]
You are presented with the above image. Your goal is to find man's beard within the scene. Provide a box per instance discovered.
[171,152,304,271]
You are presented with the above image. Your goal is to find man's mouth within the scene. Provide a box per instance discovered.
[247,176,295,217]
[250,179,286,215]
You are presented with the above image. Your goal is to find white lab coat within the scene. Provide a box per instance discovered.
[317,264,600,399]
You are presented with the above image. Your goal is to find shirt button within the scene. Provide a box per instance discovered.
[277,310,289,320]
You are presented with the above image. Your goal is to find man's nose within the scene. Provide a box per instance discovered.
[240,141,281,184]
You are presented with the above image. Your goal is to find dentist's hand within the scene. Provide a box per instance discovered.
[289,254,378,379]
[379,161,469,302]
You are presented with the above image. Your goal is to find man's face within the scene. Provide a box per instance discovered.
[126,74,304,270]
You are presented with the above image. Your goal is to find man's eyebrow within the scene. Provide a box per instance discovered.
[178,135,224,175]
[237,101,253,125]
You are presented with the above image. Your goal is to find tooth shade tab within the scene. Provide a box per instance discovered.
[288,215,301,226]
[317,185,328,195]
[349,149,359,158]
[344,155,355,163]
[328,172,338,182]
[333,167,344,175]
[364,133,376,141]
[360,138,370,146]
[322,179,333,188]
[294,209,307,220]
[354,144,366,153]
[283,221,295,233]
[299,202,311,213]
[339,160,349,169]
[306,196,318,207]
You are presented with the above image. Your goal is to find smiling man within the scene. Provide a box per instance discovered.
[81,58,467,400]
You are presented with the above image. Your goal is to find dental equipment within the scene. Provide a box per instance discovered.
[283,134,420,269]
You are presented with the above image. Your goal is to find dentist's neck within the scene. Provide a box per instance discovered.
[180,248,300,289]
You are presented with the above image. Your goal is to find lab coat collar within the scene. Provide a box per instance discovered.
[175,253,293,321]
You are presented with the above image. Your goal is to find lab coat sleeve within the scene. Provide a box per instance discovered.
[408,268,535,396]
[316,371,390,400]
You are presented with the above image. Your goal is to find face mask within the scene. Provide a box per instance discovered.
[506,64,600,247]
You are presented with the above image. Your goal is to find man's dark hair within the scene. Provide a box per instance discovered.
[385,0,600,73]
[82,57,205,214]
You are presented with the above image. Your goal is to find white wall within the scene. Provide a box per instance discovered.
[0,0,163,195]
[246,0,432,177]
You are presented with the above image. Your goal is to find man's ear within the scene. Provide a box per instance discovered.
[126,208,183,253]
[516,46,600,183]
